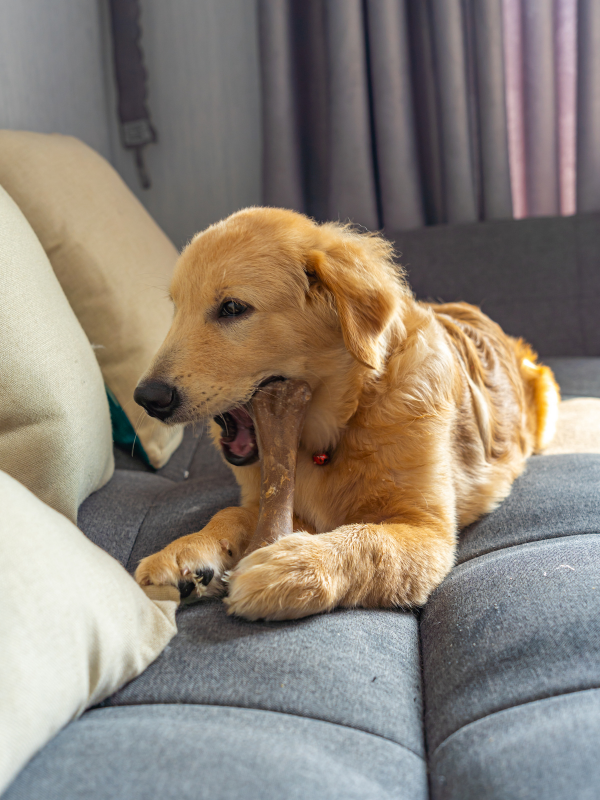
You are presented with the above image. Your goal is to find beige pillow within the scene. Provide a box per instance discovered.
[0,470,178,795]
[543,398,600,455]
[0,130,183,468]
[0,185,113,522]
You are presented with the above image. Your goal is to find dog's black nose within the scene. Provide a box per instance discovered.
[134,380,180,421]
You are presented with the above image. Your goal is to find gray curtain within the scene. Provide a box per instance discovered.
[259,0,513,230]
[578,0,600,213]
[259,0,600,231]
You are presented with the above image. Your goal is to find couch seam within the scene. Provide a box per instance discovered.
[90,700,427,761]
[123,479,178,571]
[455,529,600,568]
[427,685,600,760]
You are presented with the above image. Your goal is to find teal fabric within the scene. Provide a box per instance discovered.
[105,387,151,467]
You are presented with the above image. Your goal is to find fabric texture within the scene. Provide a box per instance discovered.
[0,129,183,468]
[0,185,113,522]
[3,705,427,800]
[105,601,424,754]
[429,689,600,800]
[423,534,600,753]
[0,471,177,796]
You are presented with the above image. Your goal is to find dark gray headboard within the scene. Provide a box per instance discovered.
[387,212,600,357]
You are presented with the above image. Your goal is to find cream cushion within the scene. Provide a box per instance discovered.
[0,470,179,795]
[0,130,183,468]
[0,185,113,522]
[543,398,600,455]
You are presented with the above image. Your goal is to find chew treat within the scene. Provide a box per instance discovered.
[243,379,312,556]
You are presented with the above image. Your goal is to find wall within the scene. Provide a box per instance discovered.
[0,0,112,159]
[0,0,263,250]
[102,0,263,248]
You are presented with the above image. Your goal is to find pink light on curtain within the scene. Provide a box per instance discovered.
[503,0,527,218]
[503,0,577,218]
[555,0,577,216]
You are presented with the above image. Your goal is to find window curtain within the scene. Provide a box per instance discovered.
[258,0,600,231]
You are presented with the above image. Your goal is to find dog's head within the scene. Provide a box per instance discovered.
[134,207,408,464]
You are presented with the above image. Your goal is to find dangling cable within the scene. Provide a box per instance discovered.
[107,0,157,189]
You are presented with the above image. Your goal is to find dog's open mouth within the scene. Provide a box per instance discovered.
[214,376,285,466]
[214,406,258,466]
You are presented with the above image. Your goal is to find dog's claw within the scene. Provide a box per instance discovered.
[195,567,214,586]
[178,579,196,599]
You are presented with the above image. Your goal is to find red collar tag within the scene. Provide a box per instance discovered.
[312,452,330,466]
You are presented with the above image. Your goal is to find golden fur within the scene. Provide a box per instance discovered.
[134,207,560,620]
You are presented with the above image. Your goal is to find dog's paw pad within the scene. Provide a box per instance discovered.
[178,579,196,599]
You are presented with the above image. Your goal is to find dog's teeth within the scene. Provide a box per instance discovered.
[222,570,231,584]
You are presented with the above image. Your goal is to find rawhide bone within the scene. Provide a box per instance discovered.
[243,379,312,557]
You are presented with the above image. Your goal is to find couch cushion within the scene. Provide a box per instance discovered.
[103,601,424,755]
[423,533,600,753]
[3,705,427,800]
[429,689,600,800]
[456,454,600,563]
[420,454,600,798]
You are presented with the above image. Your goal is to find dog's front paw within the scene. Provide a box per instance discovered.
[135,533,236,600]
[223,533,343,621]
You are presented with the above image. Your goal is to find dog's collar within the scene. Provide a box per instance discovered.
[312,452,330,466]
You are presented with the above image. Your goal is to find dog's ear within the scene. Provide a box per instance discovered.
[306,241,403,371]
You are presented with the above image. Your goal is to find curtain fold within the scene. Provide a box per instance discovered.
[366,0,423,229]
[258,0,304,212]
[325,0,379,229]
[473,0,514,220]
[259,0,597,231]
[522,0,560,216]
[577,0,600,213]
[429,0,478,224]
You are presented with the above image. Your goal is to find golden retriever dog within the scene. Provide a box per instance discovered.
[133,207,559,621]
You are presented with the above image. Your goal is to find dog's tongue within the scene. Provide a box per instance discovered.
[227,406,255,458]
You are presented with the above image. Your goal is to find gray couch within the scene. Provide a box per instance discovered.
[5,213,600,800]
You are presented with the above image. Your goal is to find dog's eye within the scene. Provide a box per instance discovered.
[219,300,248,318]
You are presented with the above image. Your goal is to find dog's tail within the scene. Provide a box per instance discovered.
[517,343,560,452]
